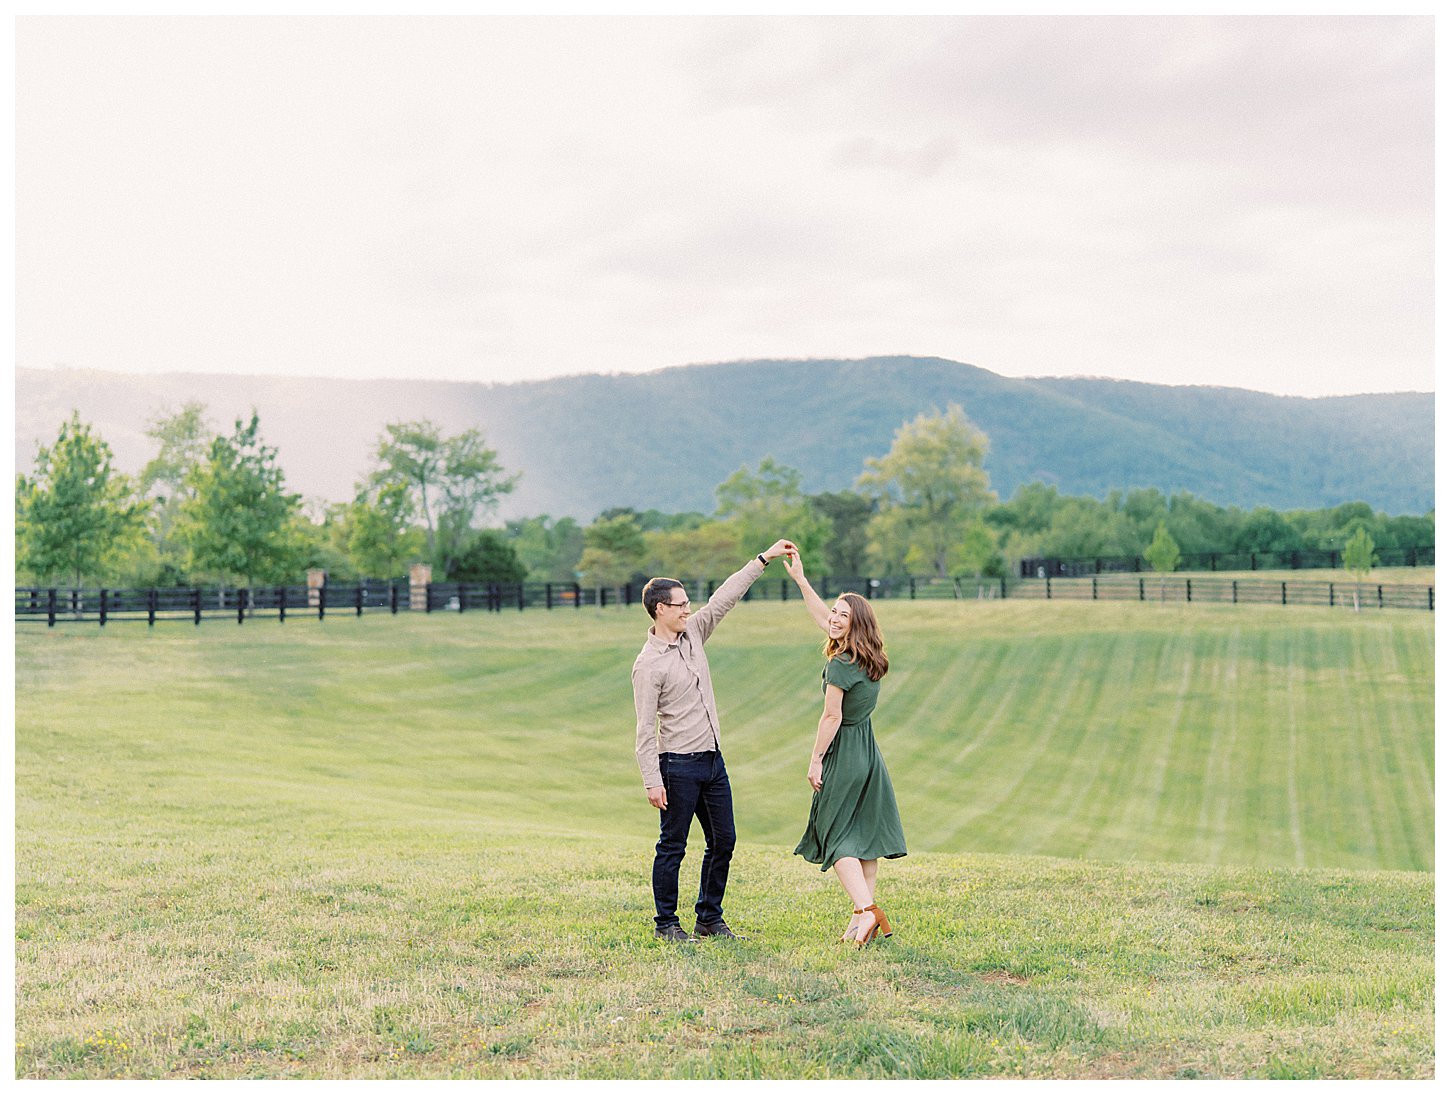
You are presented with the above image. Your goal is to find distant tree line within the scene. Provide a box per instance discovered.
[15,402,1435,590]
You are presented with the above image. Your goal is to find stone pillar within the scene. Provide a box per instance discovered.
[306,568,327,609]
[409,563,432,611]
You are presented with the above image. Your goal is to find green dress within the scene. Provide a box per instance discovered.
[794,656,907,871]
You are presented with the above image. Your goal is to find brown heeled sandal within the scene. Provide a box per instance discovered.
[856,903,892,948]
[842,907,866,943]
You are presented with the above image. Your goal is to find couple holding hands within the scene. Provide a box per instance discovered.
[631,539,907,947]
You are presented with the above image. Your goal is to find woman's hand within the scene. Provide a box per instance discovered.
[783,550,804,581]
[807,757,823,792]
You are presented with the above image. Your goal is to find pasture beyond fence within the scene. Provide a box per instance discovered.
[14,569,1435,626]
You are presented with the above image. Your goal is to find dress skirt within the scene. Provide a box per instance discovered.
[794,716,907,871]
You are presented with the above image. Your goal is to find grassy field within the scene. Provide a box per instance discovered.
[13,600,1434,1078]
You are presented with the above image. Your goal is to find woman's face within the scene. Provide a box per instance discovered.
[828,599,852,641]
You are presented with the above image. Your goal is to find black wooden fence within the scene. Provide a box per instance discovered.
[14,568,1433,627]
[1020,543,1434,579]
[13,574,1007,627]
[1014,573,1434,611]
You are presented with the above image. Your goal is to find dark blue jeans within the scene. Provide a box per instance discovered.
[652,750,736,929]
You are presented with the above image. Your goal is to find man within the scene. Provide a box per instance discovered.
[632,538,797,942]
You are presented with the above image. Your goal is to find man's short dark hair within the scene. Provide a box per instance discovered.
[642,577,685,619]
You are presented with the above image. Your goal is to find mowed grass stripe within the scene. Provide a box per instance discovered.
[15,602,1433,875]
[1356,623,1433,868]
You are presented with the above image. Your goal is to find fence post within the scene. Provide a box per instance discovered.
[410,564,432,612]
[317,584,325,621]
[1186,578,1192,603]
[1045,577,1052,600]
[1378,585,1383,609]
[910,578,917,600]
[47,588,56,627]
[1281,581,1288,606]
[573,582,581,609]
[390,582,399,614]
[1250,553,1257,571]
[238,589,246,625]
[781,579,788,602]
[279,586,287,623]
[99,588,108,627]
[1329,582,1335,608]
[546,582,553,610]
[518,584,525,612]
[307,569,326,612]
[194,588,202,626]
[1091,577,1097,601]
[1139,578,1145,602]
[1000,576,1007,600]
[1429,588,1434,611]
[459,584,468,613]
[1232,580,1238,604]
[148,588,157,627]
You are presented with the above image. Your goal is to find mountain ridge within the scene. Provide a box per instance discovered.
[14,357,1433,518]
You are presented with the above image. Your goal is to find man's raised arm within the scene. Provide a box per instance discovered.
[689,539,797,642]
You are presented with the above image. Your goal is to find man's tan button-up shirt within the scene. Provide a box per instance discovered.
[632,557,766,789]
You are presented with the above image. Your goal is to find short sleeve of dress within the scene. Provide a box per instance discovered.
[823,657,859,691]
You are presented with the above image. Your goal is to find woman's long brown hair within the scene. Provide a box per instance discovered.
[823,591,889,681]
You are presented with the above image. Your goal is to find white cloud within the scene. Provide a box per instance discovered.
[14,14,1433,396]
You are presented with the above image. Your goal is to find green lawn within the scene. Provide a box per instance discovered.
[14,601,1434,1078]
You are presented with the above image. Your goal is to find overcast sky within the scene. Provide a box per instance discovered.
[15,15,1434,398]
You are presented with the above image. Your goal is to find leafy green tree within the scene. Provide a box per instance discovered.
[1233,506,1303,557]
[1038,496,1139,559]
[368,420,518,577]
[130,401,215,584]
[959,519,1006,583]
[1144,521,1181,602]
[504,515,586,582]
[448,530,527,584]
[140,401,212,504]
[344,480,426,579]
[644,522,743,580]
[715,457,829,572]
[1343,527,1377,612]
[16,411,148,586]
[808,490,875,577]
[578,513,648,588]
[284,500,356,581]
[1122,487,1169,541]
[858,405,996,577]
[172,412,302,585]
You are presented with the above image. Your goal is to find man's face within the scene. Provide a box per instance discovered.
[655,591,691,636]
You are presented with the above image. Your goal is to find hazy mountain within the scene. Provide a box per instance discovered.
[14,357,1434,518]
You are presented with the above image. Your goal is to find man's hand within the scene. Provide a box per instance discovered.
[762,539,798,562]
[647,785,668,810]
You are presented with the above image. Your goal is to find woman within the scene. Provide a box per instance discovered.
[783,552,907,946]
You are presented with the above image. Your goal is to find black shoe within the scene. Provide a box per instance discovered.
[693,919,743,940]
[654,925,697,943]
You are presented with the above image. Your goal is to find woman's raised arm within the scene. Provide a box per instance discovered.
[783,551,831,632]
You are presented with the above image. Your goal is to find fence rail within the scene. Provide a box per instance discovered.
[15,568,1433,627]
[1014,574,1434,611]
[1020,544,1434,578]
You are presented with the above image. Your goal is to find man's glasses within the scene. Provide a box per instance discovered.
[665,599,690,611]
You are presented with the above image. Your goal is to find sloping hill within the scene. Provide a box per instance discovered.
[13,357,1433,518]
